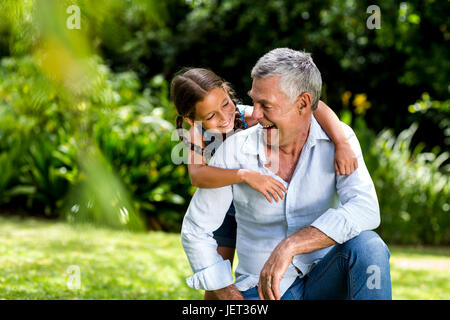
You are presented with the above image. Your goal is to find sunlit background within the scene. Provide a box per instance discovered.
[0,0,448,299]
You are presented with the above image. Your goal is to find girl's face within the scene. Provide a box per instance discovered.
[192,87,236,133]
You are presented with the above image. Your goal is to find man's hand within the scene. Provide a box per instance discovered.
[257,227,336,300]
[211,284,244,300]
[257,239,293,300]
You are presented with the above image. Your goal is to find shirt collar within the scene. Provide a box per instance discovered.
[308,114,331,145]
[241,115,330,161]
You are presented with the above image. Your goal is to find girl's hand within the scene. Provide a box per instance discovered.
[334,141,358,175]
[239,169,287,203]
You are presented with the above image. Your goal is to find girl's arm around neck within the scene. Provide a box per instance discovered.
[188,163,287,203]
[185,124,246,188]
[188,163,245,188]
[313,100,358,175]
[313,100,347,145]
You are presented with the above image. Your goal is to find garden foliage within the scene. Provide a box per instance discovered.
[0,0,448,243]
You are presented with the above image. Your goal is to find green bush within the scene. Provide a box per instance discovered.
[355,118,450,245]
[93,94,193,231]
[0,55,192,231]
[0,56,76,215]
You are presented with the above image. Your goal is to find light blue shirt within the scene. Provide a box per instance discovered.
[181,115,380,297]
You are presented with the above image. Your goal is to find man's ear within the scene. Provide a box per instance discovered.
[295,92,312,114]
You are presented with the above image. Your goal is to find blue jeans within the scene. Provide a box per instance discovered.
[241,231,392,300]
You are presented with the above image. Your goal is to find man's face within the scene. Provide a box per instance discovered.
[248,76,304,147]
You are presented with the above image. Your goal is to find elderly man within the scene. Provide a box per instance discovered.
[181,48,392,300]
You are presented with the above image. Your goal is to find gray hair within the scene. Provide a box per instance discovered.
[251,48,322,110]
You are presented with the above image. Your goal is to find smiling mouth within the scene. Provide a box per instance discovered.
[218,118,232,128]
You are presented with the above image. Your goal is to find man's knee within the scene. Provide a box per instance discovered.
[341,231,392,298]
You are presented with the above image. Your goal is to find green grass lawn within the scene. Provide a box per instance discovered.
[0,216,448,300]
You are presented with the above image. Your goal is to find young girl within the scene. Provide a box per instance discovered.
[170,67,357,298]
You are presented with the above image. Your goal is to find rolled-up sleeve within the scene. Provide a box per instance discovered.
[181,142,235,290]
[311,128,380,244]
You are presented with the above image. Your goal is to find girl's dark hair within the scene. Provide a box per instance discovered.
[170,68,245,144]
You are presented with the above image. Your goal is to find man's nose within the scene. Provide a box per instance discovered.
[252,104,264,122]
